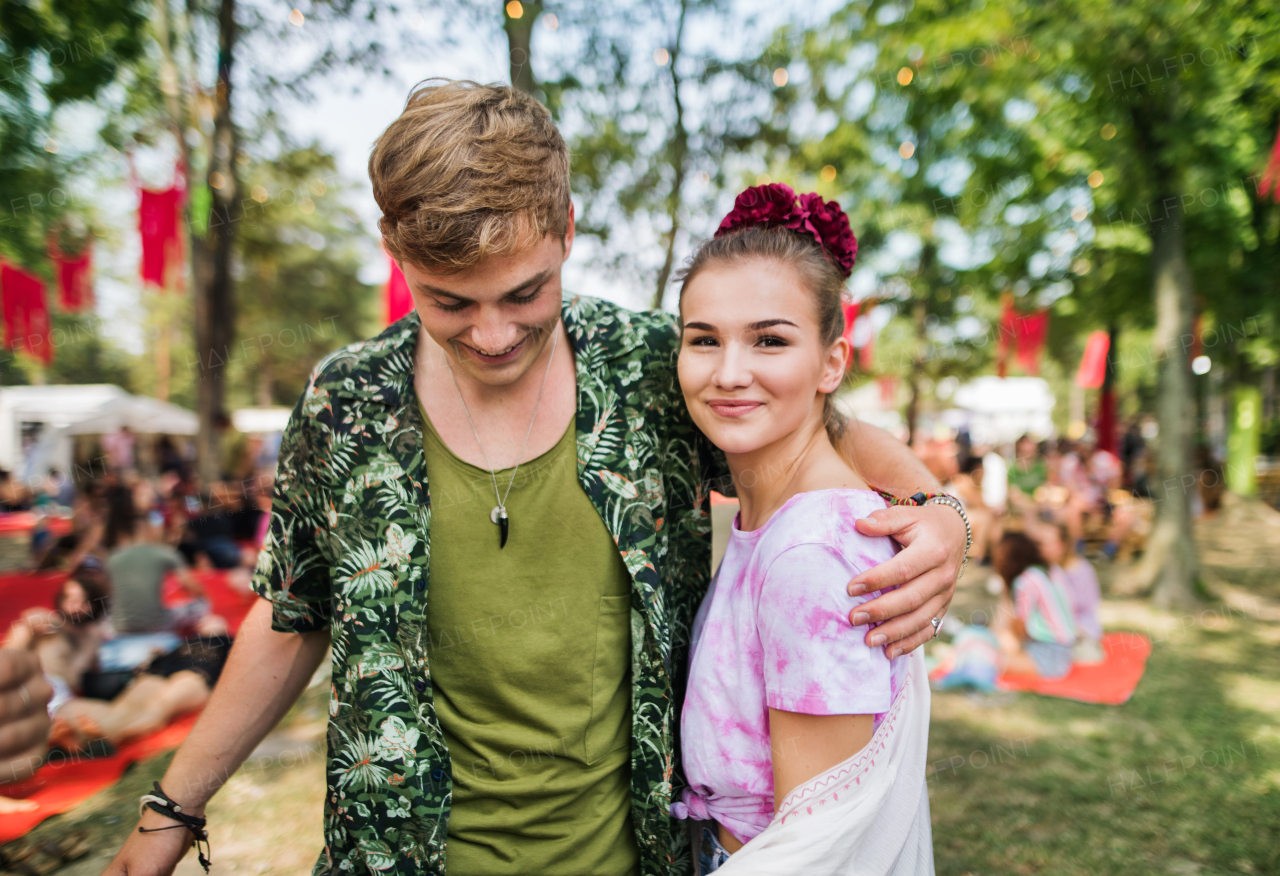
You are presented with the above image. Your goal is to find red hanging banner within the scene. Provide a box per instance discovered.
[997,295,1049,377]
[385,254,414,325]
[1015,311,1049,376]
[49,243,93,312]
[139,187,184,290]
[0,263,53,363]
[1075,329,1110,389]
[841,301,860,369]
[1260,119,1280,202]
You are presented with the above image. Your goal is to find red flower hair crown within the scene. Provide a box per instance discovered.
[714,183,858,278]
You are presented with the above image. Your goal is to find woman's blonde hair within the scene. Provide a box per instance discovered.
[369,80,571,272]
[676,226,849,442]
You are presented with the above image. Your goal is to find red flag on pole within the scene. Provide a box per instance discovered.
[386,255,414,325]
[0,262,53,363]
[1075,330,1110,388]
[139,187,184,289]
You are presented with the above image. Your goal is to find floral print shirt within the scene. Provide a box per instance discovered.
[252,295,724,875]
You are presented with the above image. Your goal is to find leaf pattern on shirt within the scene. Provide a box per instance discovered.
[252,295,726,875]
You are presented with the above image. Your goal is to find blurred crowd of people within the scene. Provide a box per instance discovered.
[0,447,273,811]
[923,422,1172,687]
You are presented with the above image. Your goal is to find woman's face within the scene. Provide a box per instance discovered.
[1037,530,1065,566]
[58,580,92,623]
[677,259,847,457]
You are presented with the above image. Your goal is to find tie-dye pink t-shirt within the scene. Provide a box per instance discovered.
[678,489,908,844]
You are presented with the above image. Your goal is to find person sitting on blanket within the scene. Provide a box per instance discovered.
[48,634,233,756]
[100,488,226,677]
[2,563,113,717]
[1034,522,1105,665]
[992,531,1077,680]
[672,187,935,875]
[0,570,107,815]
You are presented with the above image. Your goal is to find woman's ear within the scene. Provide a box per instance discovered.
[817,338,850,394]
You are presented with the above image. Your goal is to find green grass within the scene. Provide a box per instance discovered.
[11,500,1280,875]
[927,564,1280,876]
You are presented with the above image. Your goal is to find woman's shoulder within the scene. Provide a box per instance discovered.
[1015,565,1054,589]
[757,489,896,566]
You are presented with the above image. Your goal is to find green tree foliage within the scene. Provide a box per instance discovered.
[232,143,376,407]
[774,0,1279,602]
[0,0,148,264]
[541,0,789,307]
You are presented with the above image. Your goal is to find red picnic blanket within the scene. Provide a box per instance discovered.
[996,631,1152,705]
[0,568,260,844]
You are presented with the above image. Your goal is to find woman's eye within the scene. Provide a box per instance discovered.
[756,335,788,348]
[687,336,718,347]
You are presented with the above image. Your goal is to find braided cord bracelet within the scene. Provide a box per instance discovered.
[138,781,212,873]
[870,487,973,580]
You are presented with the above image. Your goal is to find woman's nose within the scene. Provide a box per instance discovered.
[714,340,752,390]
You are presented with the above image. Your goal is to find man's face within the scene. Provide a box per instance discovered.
[400,212,574,388]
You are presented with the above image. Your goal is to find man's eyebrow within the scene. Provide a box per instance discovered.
[416,269,553,303]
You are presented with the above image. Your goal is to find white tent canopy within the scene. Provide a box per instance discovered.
[0,384,197,479]
[232,406,292,434]
[950,376,1056,447]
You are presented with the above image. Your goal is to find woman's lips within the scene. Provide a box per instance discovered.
[706,399,763,418]
[456,334,528,366]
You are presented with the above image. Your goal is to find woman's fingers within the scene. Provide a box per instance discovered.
[852,585,953,653]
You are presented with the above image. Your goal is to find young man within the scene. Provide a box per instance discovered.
[105,82,965,876]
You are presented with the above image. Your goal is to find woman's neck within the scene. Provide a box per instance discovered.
[727,418,863,531]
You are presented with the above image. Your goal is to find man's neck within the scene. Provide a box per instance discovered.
[413,322,578,469]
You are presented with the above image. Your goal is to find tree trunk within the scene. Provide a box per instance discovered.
[194,0,239,483]
[1096,324,1118,454]
[256,354,273,406]
[650,0,690,311]
[503,0,542,94]
[905,300,926,446]
[1148,196,1198,608]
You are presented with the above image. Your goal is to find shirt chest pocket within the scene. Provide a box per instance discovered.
[585,594,633,764]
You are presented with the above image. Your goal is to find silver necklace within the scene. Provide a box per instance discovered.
[442,326,560,548]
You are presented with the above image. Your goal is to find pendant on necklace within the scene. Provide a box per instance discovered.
[490,506,509,548]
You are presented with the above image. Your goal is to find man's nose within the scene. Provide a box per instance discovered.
[470,307,521,352]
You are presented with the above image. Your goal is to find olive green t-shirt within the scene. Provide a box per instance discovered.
[419,403,639,876]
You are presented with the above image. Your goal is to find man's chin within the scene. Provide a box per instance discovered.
[453,350,541,388]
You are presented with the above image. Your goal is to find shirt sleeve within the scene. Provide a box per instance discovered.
[250,398,334,634]
[163,546,186,571]
[757,542,893,716]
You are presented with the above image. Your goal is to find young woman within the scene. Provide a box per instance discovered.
[674,185,935,875]
[992,531,1076,679]
[1034,522,1104,664]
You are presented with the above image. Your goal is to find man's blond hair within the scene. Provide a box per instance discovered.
[369,80,571,272]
